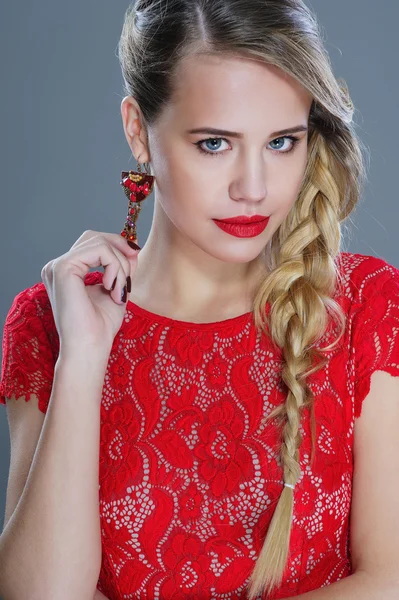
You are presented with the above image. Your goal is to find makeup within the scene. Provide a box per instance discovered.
[212,216,270,238]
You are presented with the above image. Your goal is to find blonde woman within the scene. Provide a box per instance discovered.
[0,1,398,599]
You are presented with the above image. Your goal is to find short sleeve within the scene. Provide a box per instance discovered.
[350,260,399,418]
[0,282,60,414]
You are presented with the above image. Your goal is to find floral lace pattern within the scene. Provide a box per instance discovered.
[1,251,399,599]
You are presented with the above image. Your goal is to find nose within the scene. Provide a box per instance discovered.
[230,155,267,204]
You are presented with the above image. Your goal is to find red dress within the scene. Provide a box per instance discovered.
[1,251,399,599]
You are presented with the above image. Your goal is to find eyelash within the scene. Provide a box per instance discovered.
[193,135,301,158]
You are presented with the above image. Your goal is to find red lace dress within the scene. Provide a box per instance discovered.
[1,251,399,599]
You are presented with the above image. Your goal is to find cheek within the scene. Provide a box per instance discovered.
[273,171,303,207]
[280,151,308,191]
[155,155,207,217]
[153,166,206,232]
[267,161,307,220]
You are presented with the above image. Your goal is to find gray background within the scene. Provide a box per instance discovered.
[0,0,398,533]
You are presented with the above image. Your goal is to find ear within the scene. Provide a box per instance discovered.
[120,96,151,163]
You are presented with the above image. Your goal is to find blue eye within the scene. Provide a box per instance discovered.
[270,137,293,151]
[200,138,226,153]
[194,135,301,157]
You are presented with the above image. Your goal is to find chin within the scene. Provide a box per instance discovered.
[206,244,266,264]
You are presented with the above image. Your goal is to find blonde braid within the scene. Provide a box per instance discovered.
[246,132,347,599]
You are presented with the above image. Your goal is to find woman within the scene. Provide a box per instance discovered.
[0,0,398,598]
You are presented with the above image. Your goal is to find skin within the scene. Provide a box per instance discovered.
[120,53,313,322]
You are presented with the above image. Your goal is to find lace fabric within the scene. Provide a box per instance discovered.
[1,251,398,599]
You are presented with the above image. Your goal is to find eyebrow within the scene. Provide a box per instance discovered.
[187,125,308,138]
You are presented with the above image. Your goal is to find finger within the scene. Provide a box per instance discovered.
[103,243,137,298]
[70,230,141,259]
[56,242,129,306]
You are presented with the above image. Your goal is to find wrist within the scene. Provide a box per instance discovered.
[56,350,111,377]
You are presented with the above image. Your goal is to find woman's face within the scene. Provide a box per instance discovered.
[124,54,313,267]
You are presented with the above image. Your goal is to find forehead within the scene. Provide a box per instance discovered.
[165,53,313,130]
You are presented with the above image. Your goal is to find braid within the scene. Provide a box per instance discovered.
[246,133,347,599]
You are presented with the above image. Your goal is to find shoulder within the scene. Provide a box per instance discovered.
[0,271,105,410]
[4,270,104,341]
[9,270,104,310]
[336,250,399,306]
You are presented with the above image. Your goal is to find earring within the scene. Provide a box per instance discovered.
[120,161,155,244]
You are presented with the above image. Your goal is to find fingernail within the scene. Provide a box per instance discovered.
[127,240,141,251]
[126,276,131,293]
[111,277,117,291]
[121,285,127,303]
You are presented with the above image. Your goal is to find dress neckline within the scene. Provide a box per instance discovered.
[126,298,254,330]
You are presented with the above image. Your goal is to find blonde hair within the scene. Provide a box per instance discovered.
[118,1,367,597]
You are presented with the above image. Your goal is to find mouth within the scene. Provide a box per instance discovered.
[213,215,269,225]
[212,216,270,238]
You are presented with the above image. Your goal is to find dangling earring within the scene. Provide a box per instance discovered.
[120,160,155,245]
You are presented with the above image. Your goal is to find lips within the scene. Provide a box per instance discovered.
[214,215,268,225]
[212,217,270,238]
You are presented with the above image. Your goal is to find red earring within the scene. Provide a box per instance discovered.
[120,161,155,244]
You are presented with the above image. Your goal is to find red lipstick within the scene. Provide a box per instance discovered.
[212,215,270,238]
